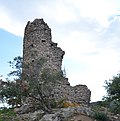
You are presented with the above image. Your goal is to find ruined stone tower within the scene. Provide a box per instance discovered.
[22,19,65,80]
[22,19,91,105]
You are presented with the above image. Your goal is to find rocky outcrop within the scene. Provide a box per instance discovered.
[16,106,93,121]
[16,110,44,121]
[40,106,93,121]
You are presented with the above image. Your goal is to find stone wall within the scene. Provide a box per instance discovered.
[23,19,64,78]
[22,18,91,105]
[52,84,91,105]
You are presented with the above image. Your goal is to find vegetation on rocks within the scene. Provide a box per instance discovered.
[0,56,65,113]
[0,56,25,108]
[103,73,120,114]
[92,111,108,121]
[0,57,120,121]
[0,108,18,121]
[1,18,120,121]
[1,56,120,121]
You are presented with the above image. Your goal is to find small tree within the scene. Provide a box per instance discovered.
[104,73,120,114]
[0,56,24,108]
[25,57,64,112]
[0,56,65,112]
[8,56,23,79]
[0,80,27,108]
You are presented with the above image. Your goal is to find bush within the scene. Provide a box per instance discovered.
[43,98,57,109]
[104,74,120,114]
[93,111,108,121]
[109,100,120,114]
[0,108,18,121]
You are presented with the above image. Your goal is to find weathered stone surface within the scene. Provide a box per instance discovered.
[14,97,37,114]
[16,106,93,121]
[39,106,93,121]
[17,110,44,121]
[22,18,91,106]
[52,84,91,105]
[22,18,65,77]
[107,114,120,121]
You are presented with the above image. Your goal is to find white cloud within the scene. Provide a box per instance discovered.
[51,1,77,23]
[65,48,120,101]
[66,0,119,27]
[0,6,25,36]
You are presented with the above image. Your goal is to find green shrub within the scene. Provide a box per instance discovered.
[109,101,120,114]
[0,108,18,121]
[57,98,66,108]
[93,111,108,121]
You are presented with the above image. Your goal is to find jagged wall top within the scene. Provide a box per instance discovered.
[24,19,51,39]
[23,19,65,78]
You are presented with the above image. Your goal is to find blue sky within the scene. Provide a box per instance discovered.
[0,29,22,78]
[1,0,120,102]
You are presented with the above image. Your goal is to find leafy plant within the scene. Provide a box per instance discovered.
[109,100,120,114]
[8,56,23,79]
[0,56,66,112]
[0,56,27,108]
[103,73,120,114]
[92,111,108,121]
[23,56,66,112]
[0,108,18,121]
[0,80,27,108]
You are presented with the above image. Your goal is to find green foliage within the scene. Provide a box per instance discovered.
[0,56,25,108]
[104,73,120,114]
[28,67,62,111]
[1,56,65,112]
[8,56,23,79]
[90,101,110,112]
[0,108,18,121]
[0,80,27,108]
[44,98,57,109]
[37,58,47,66]
[57,98,67,108]
[109,100,120,114]
[92,111,108,121]
[24,56,65,112]
[104,74,120,101]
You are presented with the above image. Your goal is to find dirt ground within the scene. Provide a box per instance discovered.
[68,114,95,121]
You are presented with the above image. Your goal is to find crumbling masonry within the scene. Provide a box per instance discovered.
[22,19,91,105]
